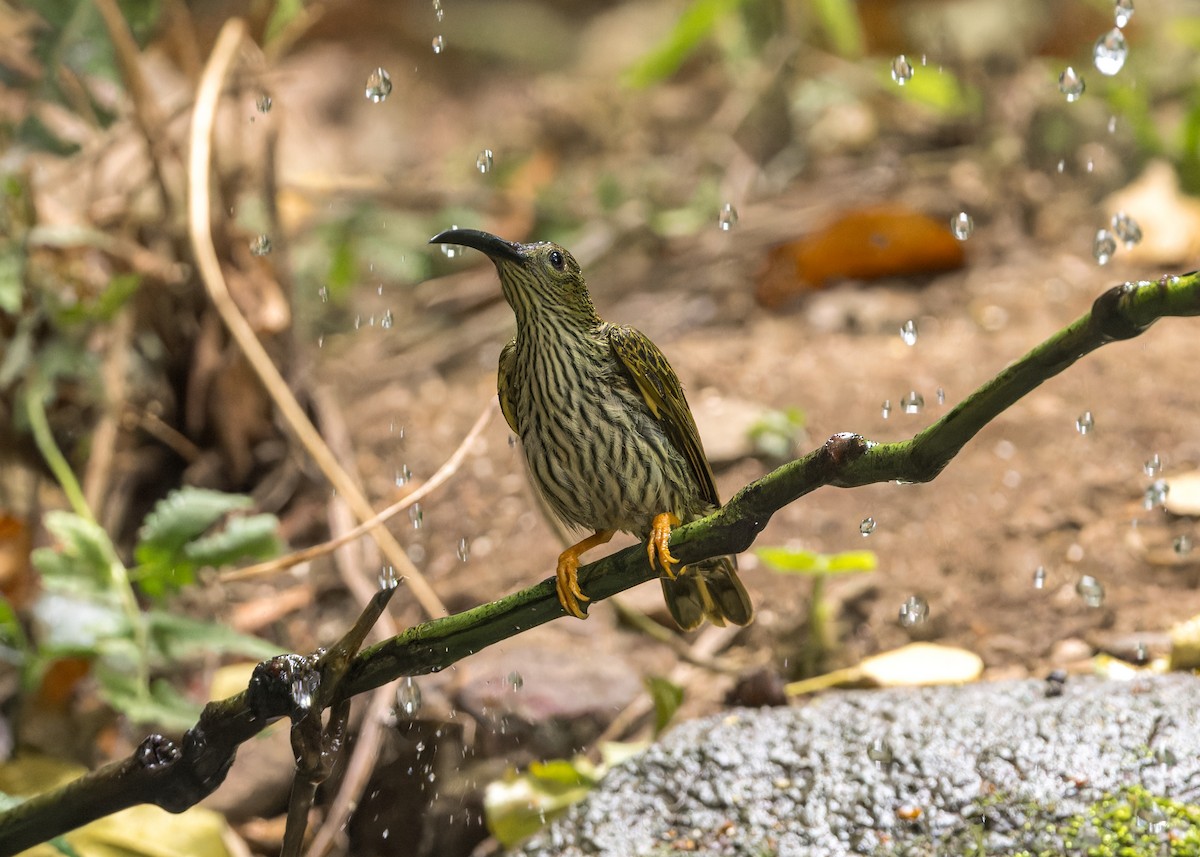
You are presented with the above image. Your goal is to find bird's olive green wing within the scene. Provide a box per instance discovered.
[497,338,519,434]
[607,325,720,506]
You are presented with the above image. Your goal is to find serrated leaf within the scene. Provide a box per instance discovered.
[143,610,281,663]
[35,511,116,583]
[94,665,200,730]
[136,488,254,567]
[181,514,281,570]
[645,675,684,736]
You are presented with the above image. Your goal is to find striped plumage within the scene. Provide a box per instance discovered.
[430,229,753,630]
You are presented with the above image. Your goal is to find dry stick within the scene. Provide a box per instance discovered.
[1,273,1197,855]
[222,401,496,582]
[186,18,446,619]
[83,307,133,515]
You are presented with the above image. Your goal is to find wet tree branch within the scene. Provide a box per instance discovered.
[3,270,1194,854]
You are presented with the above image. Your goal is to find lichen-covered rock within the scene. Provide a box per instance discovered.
[516,675,1200,856]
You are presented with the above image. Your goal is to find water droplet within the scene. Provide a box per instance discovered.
[507,434,517,448]
[476,148,493,173]
[441,224,462,258]
[256,93,273,113]
[431,35,445,54]
[1075,575,1105,607]
[507,670,524,691]
[250,234,272,256]
[397,677,422,716]
[378,565,398,590]
[1075,411,1094,435]
[1032,565,1046,589]
[1058,66,1085,102]
[1093,29,1128,76]
[936,387,946,405]
[901,391,925,414]
[410,503,424,529]
[291,672,318,711]
[1107,115,1118,134]
[1114,0,1134,28]
[1175,535,1193,556]
[867,737,894,767]
[365,67,393,103]
[1144,479,1169,510]
[381,308,394,329]
[317,285,329,303]
[950,211,974,240]
[881,400,892,420]
[1154,746,1177,767]
[898,595,929,626]
[432,0,444,21]
[1093,229,1117,265]
[396,464,412,486]
[457,537,470,562]
[718,202,739,231]
[1110,211,1142,247]
[899,319,918,346]
[860,517,876,537]
[1144,454,1162,477]
[891,55,914,85]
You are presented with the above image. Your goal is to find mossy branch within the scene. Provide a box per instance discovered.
[1,272,1196,854]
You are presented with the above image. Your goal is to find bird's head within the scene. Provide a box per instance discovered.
[430,229,598,327]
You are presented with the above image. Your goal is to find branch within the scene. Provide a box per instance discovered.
[1,272,1195,855]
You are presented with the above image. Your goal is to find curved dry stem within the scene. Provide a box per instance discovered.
[185,19,445,618]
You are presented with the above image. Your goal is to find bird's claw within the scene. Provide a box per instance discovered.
[648,512,682,579]
[555,553,590,619]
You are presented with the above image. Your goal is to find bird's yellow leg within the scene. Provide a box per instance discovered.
[555,530,616,619]
[648,512,682,579]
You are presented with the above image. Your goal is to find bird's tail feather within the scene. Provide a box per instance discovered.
[661,555,753,631]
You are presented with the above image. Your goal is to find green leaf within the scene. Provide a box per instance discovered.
[811,0,864,58]
[886,64,981,119]
[484,758,599,847]
[645,675,684,736]
[181,513,281,570]
[756,547,877,576]
[33,511,116,584]
[94,665,200,730]
[265,0,305,44]
[136,488,254,563]
[143,610,281,663]
[623,0,741,88]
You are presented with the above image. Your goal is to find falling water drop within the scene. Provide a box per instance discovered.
[476,149,494,173]
[901,391,925,414]
[432,35,445,54]
[860,517,876,537]
[1058,67,1085,102]
[1032,566,1046,589]
[378,565,398,590]
[718,203,739,231]
[891,55,914,85]
[900,319,918,346]
[1175,535,1194,556]
[881,400,892,420]
[432,0,444,21]
[867,737,894,767]
[1076,575,1105,607]
[898,595,929,626]
[381,308,394,329]
[410,504,424,529]
[365,67,393,103]
[1143,454,1161,477]
[1144,479,1169,510]
[256,93,273,113]
[1093,229,1117,265]
[1110,212,1142,247]
[1114,0,1134,28]
[1075,411,1094,435]
[507,671,524,691]
[936,387,946,405]
[441,224,462,258]
[1093,29,1128,76]
[457,537,470,562]
[950,211,974,240]
[250,234,272,256]
[397,677,422,716]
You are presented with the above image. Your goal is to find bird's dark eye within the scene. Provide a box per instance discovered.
[548,250,565,271]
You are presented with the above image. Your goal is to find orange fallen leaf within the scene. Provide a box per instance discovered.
[757,205,966,308]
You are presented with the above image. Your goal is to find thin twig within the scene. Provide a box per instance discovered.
[221,401,495,582]
[186,18,446,619]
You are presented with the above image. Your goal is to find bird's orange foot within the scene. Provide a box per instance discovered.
[555,530,615,619]
[647,512,682,579]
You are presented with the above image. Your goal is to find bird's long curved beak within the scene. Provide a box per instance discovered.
[429,228,524,264]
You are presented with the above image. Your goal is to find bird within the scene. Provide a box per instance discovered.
[430,228,753,630]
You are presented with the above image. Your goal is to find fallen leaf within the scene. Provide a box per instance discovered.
[756,206,966,308]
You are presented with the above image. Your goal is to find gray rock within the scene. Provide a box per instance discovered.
[516,675,1200,856]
